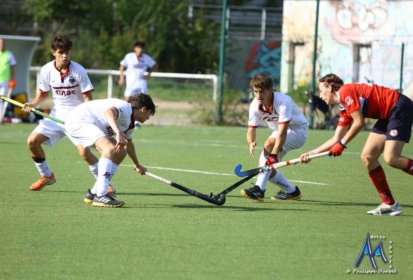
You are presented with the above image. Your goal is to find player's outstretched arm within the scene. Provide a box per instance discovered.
[301,125,350,162]
[22,92,48,113]
[126,139,146,175]
[246,126,257,158]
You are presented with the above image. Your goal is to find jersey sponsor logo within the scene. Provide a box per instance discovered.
[69,76,76,84]
[263,116,279,122]
[345,96,354,106]
[55,90,76,96]
[389,130,398,137]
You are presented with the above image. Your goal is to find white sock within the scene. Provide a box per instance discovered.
[89,162,98,180]
[34,160,52,177]
[269,170,296,193]
[255,152,270,191]
[91,181,98,195]
[96,158,113,197]
[110,163,119,179]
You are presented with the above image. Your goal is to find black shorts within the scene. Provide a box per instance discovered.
[371,94,413,143]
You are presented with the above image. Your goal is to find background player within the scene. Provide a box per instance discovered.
[118,40,157,101]
[241,74,308,201]
[0,37,17,122]
[300,73,413,216]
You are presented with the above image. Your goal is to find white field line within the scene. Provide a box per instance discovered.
[121,164,327,185]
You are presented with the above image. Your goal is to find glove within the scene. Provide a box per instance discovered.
[266,154,279,167]
[9,79,16,89]
[329,141,346,157]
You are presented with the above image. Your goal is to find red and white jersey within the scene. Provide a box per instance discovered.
[337,83,399,126]
[120,53,156,81]
[72,98,135,140]
[248,91,308,131]
[39,60,94,119]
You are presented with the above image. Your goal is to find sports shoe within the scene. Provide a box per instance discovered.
[84,189,95,204]
[367,201,403,216]
[29,173,56,191]
[107,183,116,195]
[92,194,124,208]
[271,186,302,200]
[241,185,265,201]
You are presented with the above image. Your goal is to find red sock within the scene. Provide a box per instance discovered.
[368,166,395,205]
[403,159,413,175]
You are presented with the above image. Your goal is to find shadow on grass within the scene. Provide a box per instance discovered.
[171,205,310,211]
[301,199,413,209]
[122,192,189,197]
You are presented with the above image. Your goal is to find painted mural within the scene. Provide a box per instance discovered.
[245,41,282,85]
[281,0,413,96]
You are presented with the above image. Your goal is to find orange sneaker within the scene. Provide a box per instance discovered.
[107,183,116,195]
[29,173,56,191]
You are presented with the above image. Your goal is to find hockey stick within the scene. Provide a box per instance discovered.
[145,171,226,206]
[0,86,13,123]
[0,95,64,124]
[209,172,257,200]
[234,151,330,177]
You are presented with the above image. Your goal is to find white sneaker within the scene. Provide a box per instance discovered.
[367,201,403,216]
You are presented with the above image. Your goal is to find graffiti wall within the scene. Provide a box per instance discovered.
[281,0,413,95]
[245,41,282,85]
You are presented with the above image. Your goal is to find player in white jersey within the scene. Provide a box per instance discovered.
[240,74,308,201]
[22,34,113,194]
[65,94,156,207]
[118,41,157,101]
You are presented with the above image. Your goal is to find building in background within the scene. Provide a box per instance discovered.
[281,0,413,96]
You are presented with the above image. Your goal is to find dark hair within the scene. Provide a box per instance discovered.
[319,74,344,92]
[134,41,146,48]
[250,74,273,90]
[51,34,72,51]
[130,93,156,115]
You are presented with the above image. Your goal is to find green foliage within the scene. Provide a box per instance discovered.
[287,84,311,106]
[21,0,222,73]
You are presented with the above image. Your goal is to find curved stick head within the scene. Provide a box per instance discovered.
[215,194,226,206]
[234,164,243,176]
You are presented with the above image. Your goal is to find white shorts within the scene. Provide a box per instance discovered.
[33,118,80,146]
[268,127,308,160]
[65,119,107,148]
[125,80,148,97]
[0,81,9,97]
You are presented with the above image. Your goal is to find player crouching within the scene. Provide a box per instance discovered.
[65,94,156,207]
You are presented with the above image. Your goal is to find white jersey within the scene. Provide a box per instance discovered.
[69,98,135,140]
[248,91,308,131]
[39,60,94,119]
[120,53,156,81]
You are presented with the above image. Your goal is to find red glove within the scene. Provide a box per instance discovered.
[9,79,16,89]
[266,154,279,168]
[329,141,346,157]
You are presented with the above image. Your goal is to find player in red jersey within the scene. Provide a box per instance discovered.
[300,73,413,216]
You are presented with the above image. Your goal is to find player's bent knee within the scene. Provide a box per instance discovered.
[27,135,43,148]
[383,154,398,168]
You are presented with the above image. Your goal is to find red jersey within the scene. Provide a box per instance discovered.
[337,83,399,126]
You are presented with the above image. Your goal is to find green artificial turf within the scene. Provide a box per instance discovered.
[0,125,412,280]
